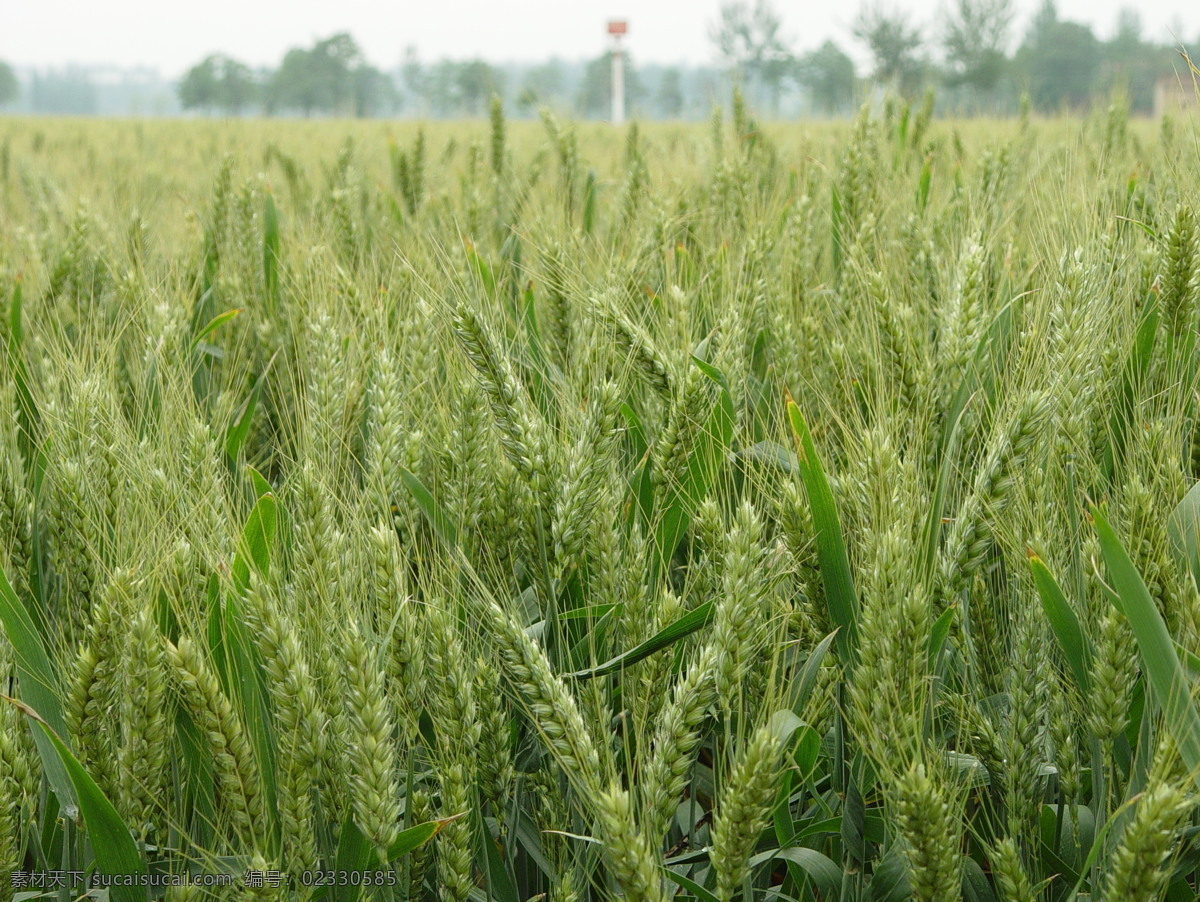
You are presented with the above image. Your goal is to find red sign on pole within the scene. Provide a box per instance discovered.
[607,20,628,35]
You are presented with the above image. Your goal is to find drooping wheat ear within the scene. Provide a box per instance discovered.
[892,761,962,902]
[990,837,1036,902]
[710,724,784,902]
[118,607,170,839]
[484,596,605,796]
[451,302,544,490]
[241,579,321,874]
[595,782,668,902]
[942,393,1049,600]
[595,291,675,397]
[343,625,401,857]
[551,380,620,570]
[1103,783,1192,902]
[166,633,266,852]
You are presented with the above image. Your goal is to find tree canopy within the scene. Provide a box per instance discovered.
[798,41,857,115]
[853,3,926,96]
[0,61,18,107]
[710,0,795,112]
[942,0,1015,100]
[179,55,258,114]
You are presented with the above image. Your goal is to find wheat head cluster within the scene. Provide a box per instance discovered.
[2,94,1200,901]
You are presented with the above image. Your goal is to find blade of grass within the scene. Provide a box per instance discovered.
[0,568,75,809]
[1028,551,1093,696]
[786,397,859,663]
[4,695,145,902]
[1092,504,1200,790]
[568,601,713,679]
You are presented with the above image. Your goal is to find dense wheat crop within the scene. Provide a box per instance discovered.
[2,95,1200,901]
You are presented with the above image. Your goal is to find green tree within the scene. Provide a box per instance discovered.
[458,60,502,116]
[798,40,857,114]
[353,66,399,117]
[518,60,566,114]
[178,56,220,111]
[1014,1,1100,111]
[30,68,97,114]
[217,59,258,112]
[401,46,426,115]
[180,55,259,114]
[0,61,19,107]
[941,0,1014,105]
[1102,8,1173,113]
[268,48,320,114]
[853,2,925,95]
[310,33,362,112]
[266,34,389,117]
[656,68,685,118]
[709,0,795,113]
[577,52,644,119]
[425,60,462,115]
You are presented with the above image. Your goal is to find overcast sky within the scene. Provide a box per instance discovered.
[3,0,1197,77]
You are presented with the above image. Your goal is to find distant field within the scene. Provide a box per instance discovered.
[2,102,1200,901]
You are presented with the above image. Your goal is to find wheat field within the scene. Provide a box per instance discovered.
[2,97,1200,901]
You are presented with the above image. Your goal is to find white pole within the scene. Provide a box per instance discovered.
[611,37,625,125]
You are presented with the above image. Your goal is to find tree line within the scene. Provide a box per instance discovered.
[172,1,1195,119]
[721,0,1192,115]
[178,34,399,116]
[1,0,1195,119]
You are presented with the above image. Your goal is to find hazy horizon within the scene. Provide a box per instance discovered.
[4,0,1199,79]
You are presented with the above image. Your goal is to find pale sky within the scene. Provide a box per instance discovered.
[2,0,1197,77]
